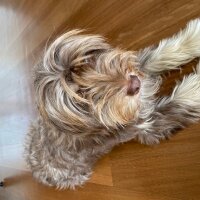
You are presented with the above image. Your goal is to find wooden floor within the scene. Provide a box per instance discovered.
[0,0,200,199]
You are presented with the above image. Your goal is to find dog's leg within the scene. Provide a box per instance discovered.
[126,61,200,145]
[138,18,200,74]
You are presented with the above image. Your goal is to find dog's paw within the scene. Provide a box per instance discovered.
[171,61,200,108]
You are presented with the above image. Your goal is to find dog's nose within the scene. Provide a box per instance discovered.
[127,75,141,96]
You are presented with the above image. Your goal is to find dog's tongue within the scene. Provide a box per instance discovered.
[127,75,141,96]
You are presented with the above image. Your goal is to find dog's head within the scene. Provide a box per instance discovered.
[35,30,151,133]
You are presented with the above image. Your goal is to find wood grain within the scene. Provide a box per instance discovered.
[0,0,200,199]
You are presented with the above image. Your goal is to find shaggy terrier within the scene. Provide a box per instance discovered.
[25,18,200,189]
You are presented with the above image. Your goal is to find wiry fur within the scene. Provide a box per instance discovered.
[25,18,200,189]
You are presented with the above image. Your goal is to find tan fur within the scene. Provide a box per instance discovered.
[25,19,200,189]
[35,30,142,132]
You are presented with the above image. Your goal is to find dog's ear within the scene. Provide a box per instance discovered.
[34,30,110,132]
[45,30,110,91]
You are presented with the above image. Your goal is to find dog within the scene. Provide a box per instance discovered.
[25,18,200,189]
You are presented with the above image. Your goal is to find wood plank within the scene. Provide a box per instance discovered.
[0,0,200,199]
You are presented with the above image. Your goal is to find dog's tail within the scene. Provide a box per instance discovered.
[139,18,200,73]
[34,30,110,131]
